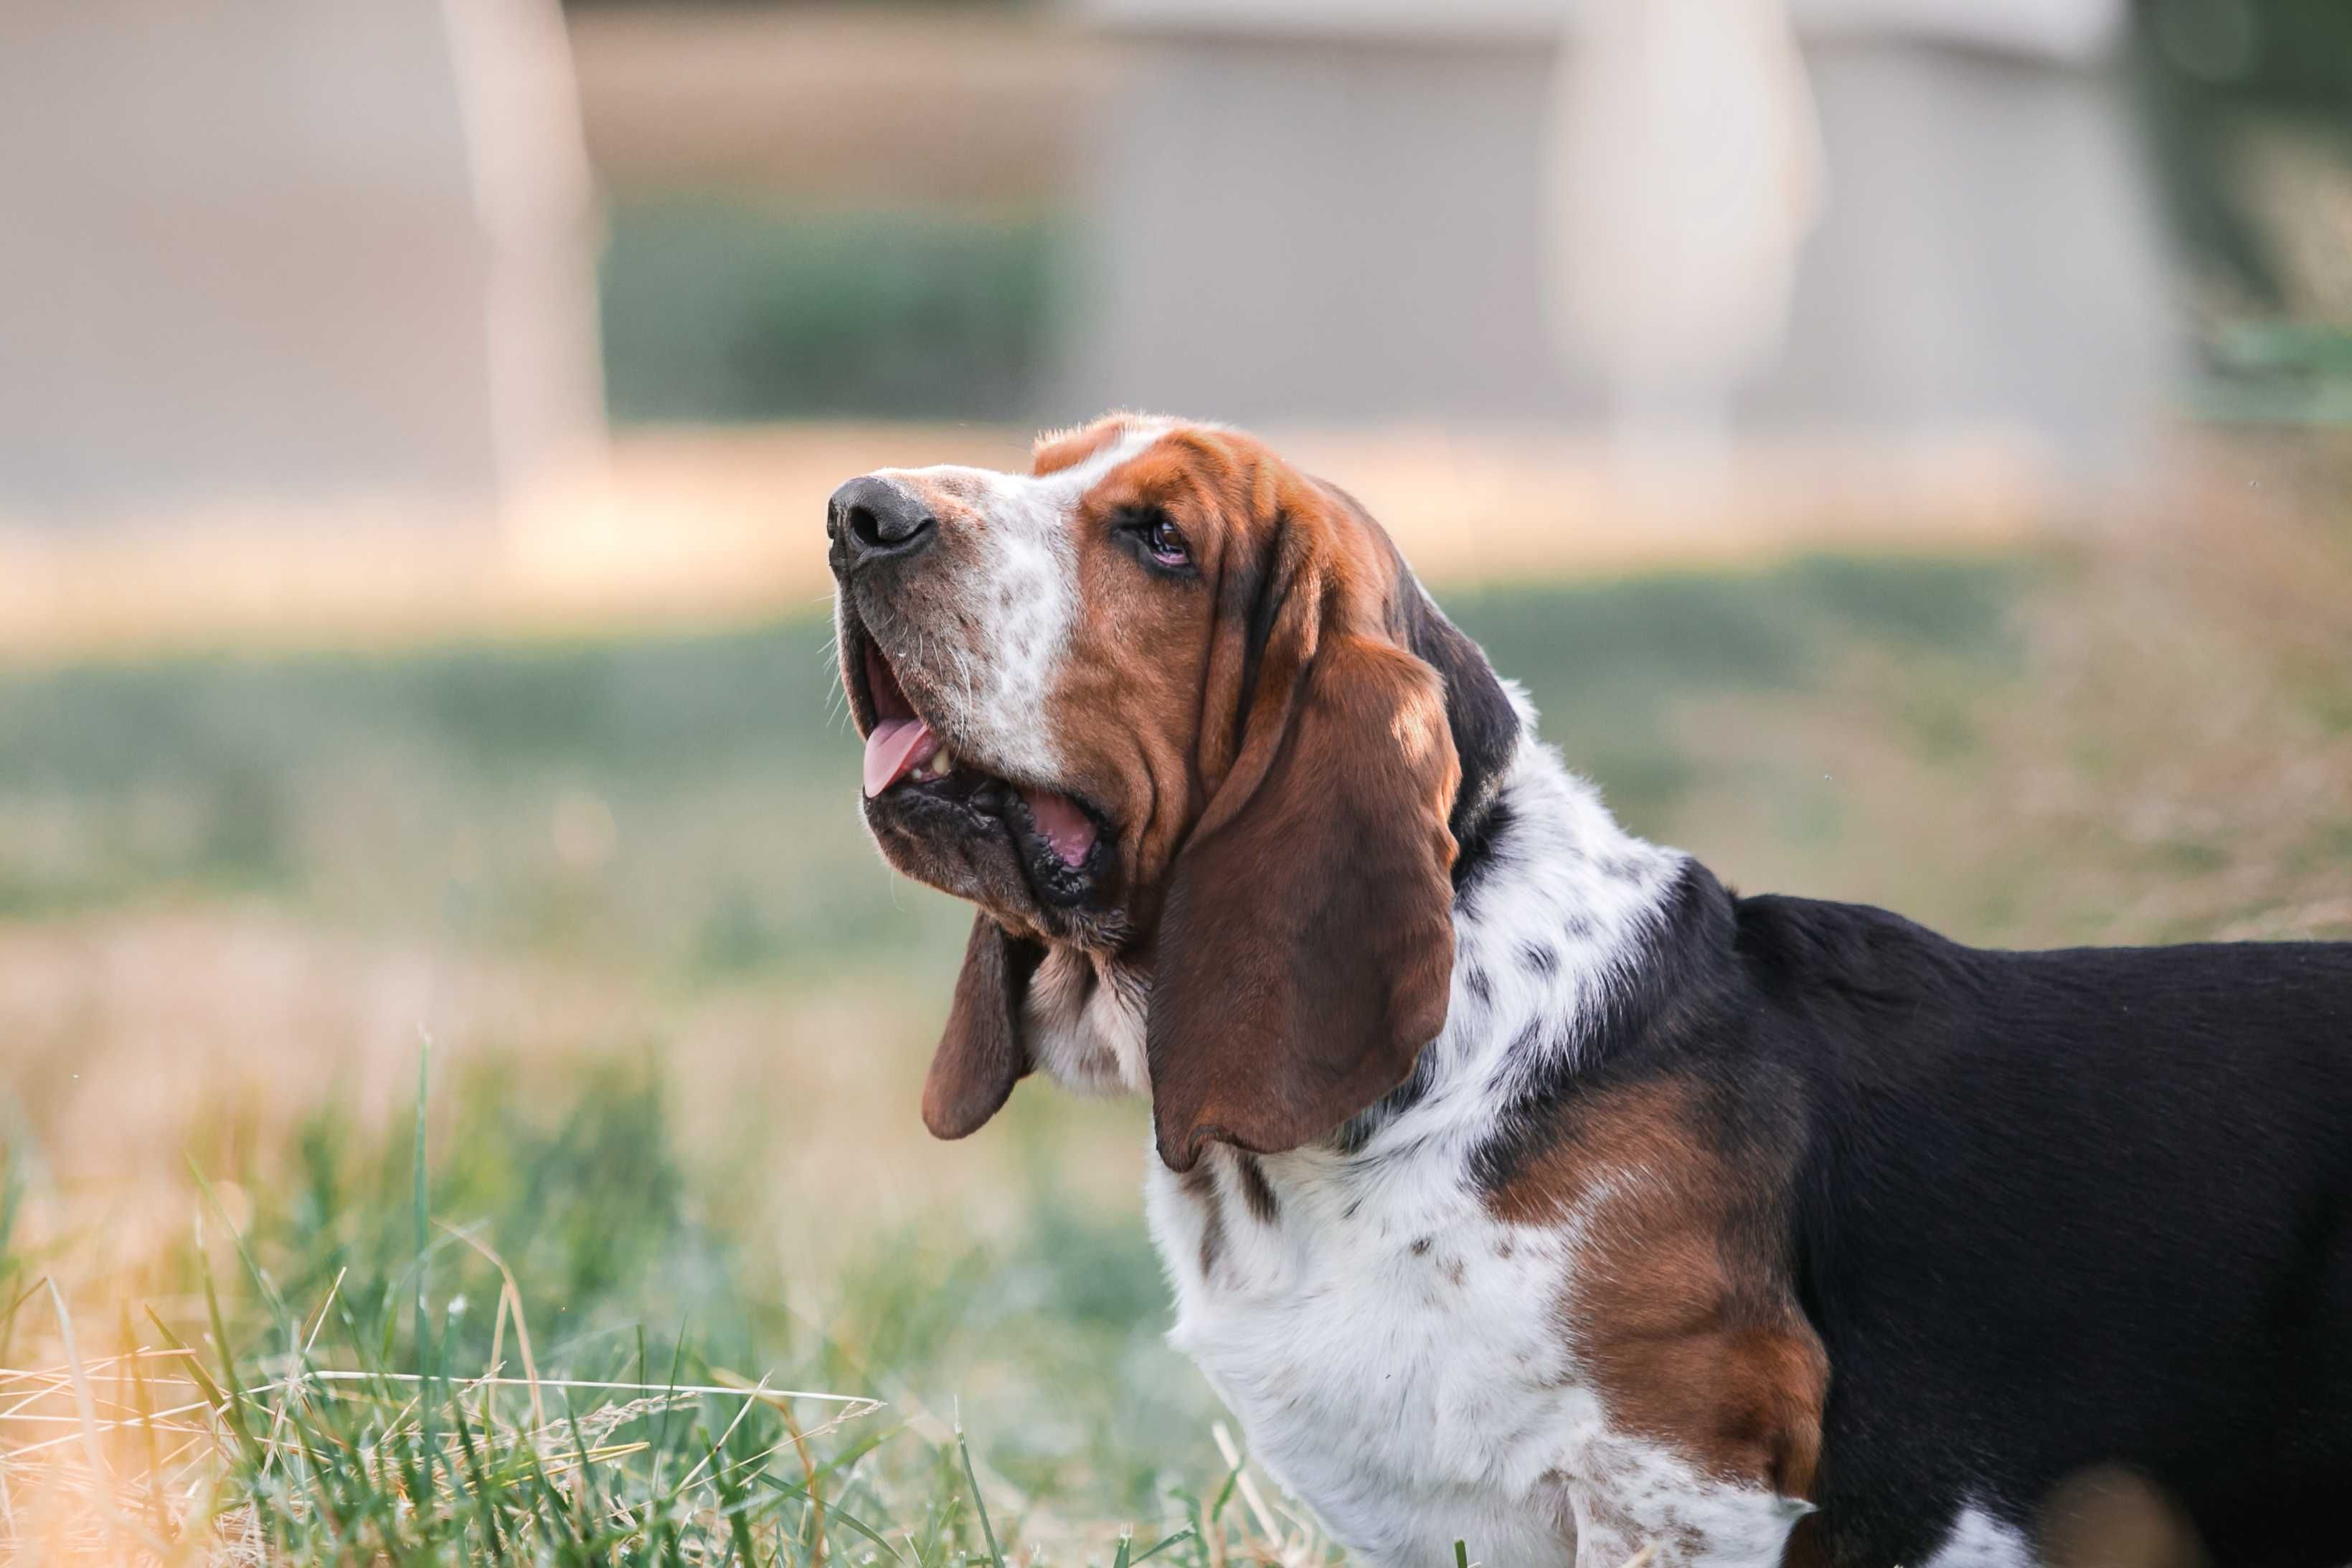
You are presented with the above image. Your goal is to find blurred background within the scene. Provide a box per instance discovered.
[2,0,2349,1559]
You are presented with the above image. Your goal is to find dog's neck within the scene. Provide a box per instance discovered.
[1333,729,1689,1161]
[1021,722,1691,1160]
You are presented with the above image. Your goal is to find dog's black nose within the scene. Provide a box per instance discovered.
[828,476,938,574]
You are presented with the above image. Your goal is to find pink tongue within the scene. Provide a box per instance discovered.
[1024,788,1097,867]
[862,717,939,798]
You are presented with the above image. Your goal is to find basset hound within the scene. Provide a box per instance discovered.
[825,414,2352,1568]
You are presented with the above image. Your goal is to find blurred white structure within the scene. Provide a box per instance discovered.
[1066,0,2173,482]
[1546,0,1824,453]
[0,0,603,516]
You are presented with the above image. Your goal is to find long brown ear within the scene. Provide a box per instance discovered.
[1146,529,1463,1173]
[922,915,1044,1139]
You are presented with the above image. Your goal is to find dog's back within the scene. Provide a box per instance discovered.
[1741,897,2352,1567]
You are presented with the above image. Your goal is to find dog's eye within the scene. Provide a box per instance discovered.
[1121,510,1192,570]
[1143,519,1189,567]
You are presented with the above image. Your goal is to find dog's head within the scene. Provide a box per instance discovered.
[828,414,1518,1171]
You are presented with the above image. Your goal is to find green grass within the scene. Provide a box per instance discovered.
[0,1050,1281,1565]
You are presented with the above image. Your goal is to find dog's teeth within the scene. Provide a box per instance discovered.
[915,747,955,781]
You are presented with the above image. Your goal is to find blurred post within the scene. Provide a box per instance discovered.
[1545,0,1825,481]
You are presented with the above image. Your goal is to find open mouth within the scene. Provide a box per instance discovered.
[852,630,1107,896]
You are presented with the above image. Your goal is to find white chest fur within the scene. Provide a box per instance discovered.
[1145,1146,1591,1566]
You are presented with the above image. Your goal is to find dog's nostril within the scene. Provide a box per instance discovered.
[844,502,887,552]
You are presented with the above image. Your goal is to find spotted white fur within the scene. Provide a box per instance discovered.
[866,420,1173,790]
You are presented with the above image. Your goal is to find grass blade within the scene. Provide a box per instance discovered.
[953,1417,1006,1568]
[412,1037,438,1511]
[754,1472,905,1565]
[1131,1526,1197,1565]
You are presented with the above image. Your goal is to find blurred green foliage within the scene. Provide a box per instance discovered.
[600,200,1057,424]
[2132,0,2352,417]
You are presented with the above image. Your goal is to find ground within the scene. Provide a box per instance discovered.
[1,428,2347,1564]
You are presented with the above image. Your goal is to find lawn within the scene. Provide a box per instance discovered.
[2,430,2348,1563]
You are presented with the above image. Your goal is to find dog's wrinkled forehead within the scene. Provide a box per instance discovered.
[856,417,1176,780]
